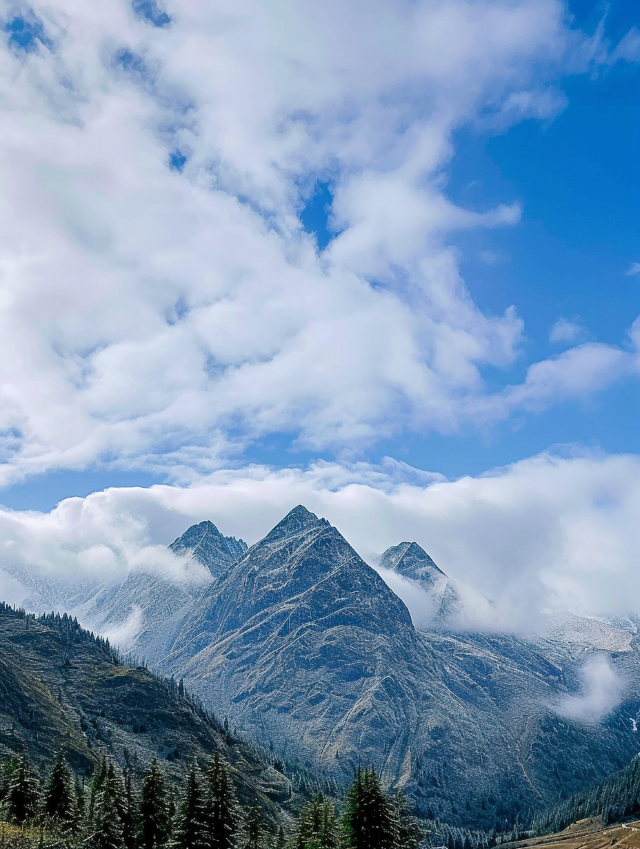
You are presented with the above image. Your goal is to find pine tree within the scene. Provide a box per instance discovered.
[292,795,338,849]
[140,759,171,849]
[5,756,39,824]
[204,755,240,849]
[390,791,424,849]
[242,807,265,849]
[89,758,110,825]
[341,767,394,849]
[89,762,125,849]
[75,776,87,829]
[175,764,209,849]
[42,751,75,827]
[122,772,140,849]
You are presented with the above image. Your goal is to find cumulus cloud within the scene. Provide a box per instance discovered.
[555,655,625,723]
[0,0,637,486]
[549,317,586,345]
[3,450,640,631]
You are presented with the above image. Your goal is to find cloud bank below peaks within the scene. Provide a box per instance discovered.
[2,450,640,633]
[0,0,638,484]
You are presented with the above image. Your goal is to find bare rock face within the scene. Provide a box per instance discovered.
[169,520,248,577]
[379,541,446,587]
[86,520,248,658]
[160,506,423,781]
[379,541,457,622]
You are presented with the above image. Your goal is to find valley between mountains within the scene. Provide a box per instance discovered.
[3,505,640,832]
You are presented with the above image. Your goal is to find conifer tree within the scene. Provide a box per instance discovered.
[390,791,424,849]
[341,767,394,849]
[75,776,87,829]
[292,794,338,849]
[204,755,240,849]
[5,756,39,824]
[42,751,75,827]
[175,764,208,849]
[122,772,140,849]
[140,759,171,849]
[89,762,125,849]
[89,758,110,825]
[242,807,266,849]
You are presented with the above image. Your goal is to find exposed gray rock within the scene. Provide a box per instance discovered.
[169,520,247,577]
[378,541,462,625]
[379,541,445,587]
[85,519,247,657]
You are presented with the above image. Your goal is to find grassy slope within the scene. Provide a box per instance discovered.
[506,818,640,849]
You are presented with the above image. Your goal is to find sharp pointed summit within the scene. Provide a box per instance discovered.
[157,506,419,777]
[379,541,446,587]
[170,519,248,576]
[262,504,328,543]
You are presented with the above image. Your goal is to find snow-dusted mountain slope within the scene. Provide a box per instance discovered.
[85,519,248,652]
[377,540,494,629]
[169,519,247,576]
[135,507,640,829]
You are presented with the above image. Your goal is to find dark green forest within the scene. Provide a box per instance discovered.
[0,752,425,849]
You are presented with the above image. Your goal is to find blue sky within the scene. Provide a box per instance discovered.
[0,0,639,517]
[3,0,640,626]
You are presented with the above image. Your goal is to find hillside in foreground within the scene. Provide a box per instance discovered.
[0,602,298,822]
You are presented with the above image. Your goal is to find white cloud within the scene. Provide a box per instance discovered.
[555,655,625,723]
[0,0,636,486]
[549,317,585,345]
[3,450,640,631]
[477,341,640,422]
[626,262,640,276]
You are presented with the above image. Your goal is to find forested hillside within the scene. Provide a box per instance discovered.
[0,602,295,818]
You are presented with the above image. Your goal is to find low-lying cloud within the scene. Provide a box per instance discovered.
[2,450,640,632]
[555,655,625,723]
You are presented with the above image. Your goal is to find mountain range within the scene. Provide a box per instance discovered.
[2,506,640,830]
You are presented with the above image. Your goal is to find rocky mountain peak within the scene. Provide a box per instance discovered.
[261,504,328,544]
[169,519,248,577]
[379,541,446,587]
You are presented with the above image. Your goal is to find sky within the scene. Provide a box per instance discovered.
[0,0,639,622]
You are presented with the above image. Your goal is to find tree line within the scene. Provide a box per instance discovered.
[527,753,640,837]
[0,753,426,849]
